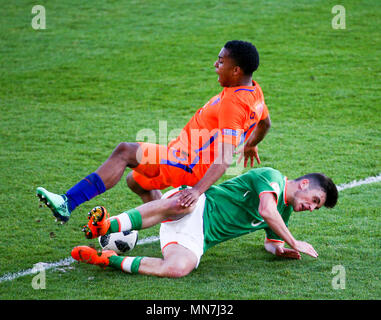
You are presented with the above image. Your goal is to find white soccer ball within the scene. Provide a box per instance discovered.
[98,230,138,254]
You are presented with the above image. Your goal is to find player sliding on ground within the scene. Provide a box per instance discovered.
[36,40,271,223]
[71,167,338,278]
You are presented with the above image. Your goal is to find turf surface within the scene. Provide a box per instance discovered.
[0,0,380,300]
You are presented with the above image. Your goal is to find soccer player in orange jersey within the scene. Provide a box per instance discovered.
[36,40,271,223]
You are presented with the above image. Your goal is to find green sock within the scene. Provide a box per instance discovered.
[107,208,142,234]
[109,255,143,274]
[126,209,142,230]
[107,219,120,234]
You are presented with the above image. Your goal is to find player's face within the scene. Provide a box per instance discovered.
[292,180,326,212]
[214,47,237,87]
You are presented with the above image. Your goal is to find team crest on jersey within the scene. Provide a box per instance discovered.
[255,102,264,117]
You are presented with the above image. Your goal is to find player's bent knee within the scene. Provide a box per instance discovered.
[166,196,194,215]
[114,142,129,154]
[114,142,139,165]
[162,246,198,278]
[164,261,194,278]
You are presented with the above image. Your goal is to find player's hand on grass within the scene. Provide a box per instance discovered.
[178,188,201,208]
[235,145,261,168]
[275,246,301,259]
[293,240,318,258]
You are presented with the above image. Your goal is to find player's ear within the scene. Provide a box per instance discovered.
[299,179,310,191]
[230,65,240,76]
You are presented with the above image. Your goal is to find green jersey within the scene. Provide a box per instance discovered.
[203,167,292,251]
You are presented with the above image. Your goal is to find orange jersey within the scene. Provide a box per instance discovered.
[133,81,269,190]
[168,80,269,166]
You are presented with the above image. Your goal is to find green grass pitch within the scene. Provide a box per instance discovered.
[0,0,380,300]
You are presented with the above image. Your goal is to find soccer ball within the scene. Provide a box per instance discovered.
[98,230,138,254]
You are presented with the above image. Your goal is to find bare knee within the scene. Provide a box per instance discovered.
[165,196,194,215]
[163,260,194,278]
[160,245,198,278]
[113,142,139,167]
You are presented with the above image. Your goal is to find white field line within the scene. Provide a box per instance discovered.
[0,257,75,283]
[1,173,380,283]
[0,236,160,283]
[336,173,381,191]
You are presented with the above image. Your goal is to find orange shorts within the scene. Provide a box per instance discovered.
[132,142,210,191]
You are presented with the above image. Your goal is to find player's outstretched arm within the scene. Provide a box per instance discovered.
[259,193,318,258]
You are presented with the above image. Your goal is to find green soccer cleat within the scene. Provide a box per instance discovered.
[36,187,71,223]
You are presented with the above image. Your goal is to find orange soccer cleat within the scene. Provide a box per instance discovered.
[82,206,111,239]
[71,246,117,268]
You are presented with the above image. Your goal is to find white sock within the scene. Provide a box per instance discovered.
[111,212,132,232]
[121,257,135,273]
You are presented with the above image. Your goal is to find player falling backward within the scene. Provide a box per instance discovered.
[71,167,338,278]
[36,40,272,223]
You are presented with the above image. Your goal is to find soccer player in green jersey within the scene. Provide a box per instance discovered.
[71,167,338,278]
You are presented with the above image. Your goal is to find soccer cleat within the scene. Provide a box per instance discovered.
[71,246,117,268]
[36,187,71,223]
[82,206,111,239]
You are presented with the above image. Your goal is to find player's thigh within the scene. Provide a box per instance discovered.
[160,194,205,267]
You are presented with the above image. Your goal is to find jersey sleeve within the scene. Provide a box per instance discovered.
[245,169,289,242]
[264,227,285,242]
[218,95,247,147]
[247,170,282,204]
[260,103,269,120]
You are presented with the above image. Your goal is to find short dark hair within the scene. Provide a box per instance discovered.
[224,40,259,75]
[295,173,338,208]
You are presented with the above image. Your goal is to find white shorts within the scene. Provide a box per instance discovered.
[159,188,205,268]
